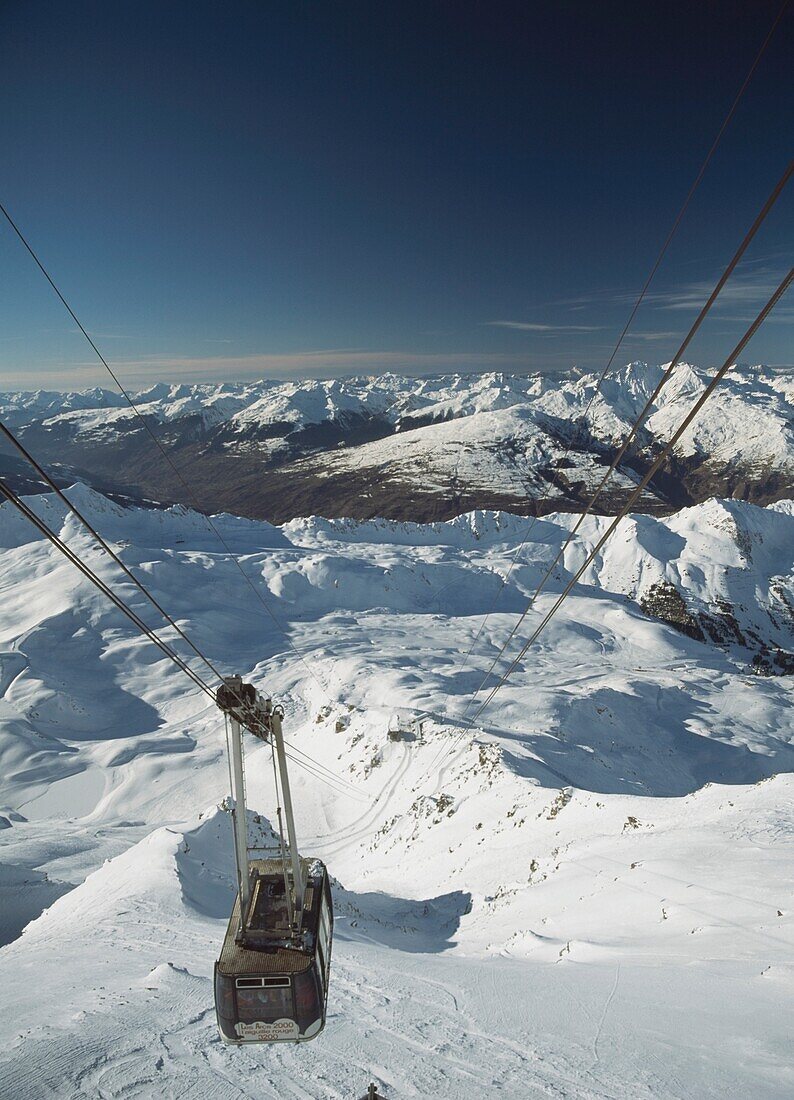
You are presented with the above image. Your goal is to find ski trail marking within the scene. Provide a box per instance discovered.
[591,963,620,1069]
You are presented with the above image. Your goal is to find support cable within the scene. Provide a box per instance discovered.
[471,267,793,723]
[283,743,371,801]
[283,737,372,800]
[224,714,246,901]
[270,739,295,925]
[0,478,218,702]
[465,161,792,717]
[0,422,369,797]
[0,417,241,693]
[447,2,789,684]
[0,199,331,705]
[0,477,367,799]
[416,259,793,792]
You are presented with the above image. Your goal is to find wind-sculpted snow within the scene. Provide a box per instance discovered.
[0,488,792,1097]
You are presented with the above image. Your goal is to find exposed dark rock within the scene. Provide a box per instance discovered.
[639,583,792,677]
[699,599,747,647]
[750,648,794,677]
[639,583,706,642]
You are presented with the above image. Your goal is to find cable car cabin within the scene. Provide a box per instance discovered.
[215,857,333,1044]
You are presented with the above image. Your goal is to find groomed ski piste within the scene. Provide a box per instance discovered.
[0,485,792,1098]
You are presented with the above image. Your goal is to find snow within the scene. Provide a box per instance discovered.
[3,363,791,491]
[305,404,649,500]
[0,387,127,430]
[0,487,792,1097]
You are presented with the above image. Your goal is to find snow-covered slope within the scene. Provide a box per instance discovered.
[0,387,128,429]
[0,488,792,1098]
[3,363,790,522]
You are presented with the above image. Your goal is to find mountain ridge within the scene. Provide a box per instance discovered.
[2,362,790,523]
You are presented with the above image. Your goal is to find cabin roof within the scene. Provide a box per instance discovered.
[217,858,324,978]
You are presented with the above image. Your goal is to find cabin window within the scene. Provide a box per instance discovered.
[236,978,293,1021]
[319,904,331,982]
[215,968,235,1018]
[293,969,321,1029]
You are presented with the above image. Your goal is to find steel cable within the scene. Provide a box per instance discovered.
[0,416,239,692]
[0,478,218,701]
[464,161,793,719]
[447,1,790,686]
[416,256,793,791]
[0,477,367,799]
[472,267,793,723]
[0,199,331,706]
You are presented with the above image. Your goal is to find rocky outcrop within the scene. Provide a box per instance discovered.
[639,583,706,642]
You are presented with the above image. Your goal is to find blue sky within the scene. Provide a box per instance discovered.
[0,1,791,390]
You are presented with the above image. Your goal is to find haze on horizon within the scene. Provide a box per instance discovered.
[0,1,792,392]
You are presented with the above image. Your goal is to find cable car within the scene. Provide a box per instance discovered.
[214,856,333,1042]
[214,676,333,1044]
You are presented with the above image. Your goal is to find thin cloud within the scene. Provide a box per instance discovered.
[524,264,793,318]
[485,320,603,333]
[648,277,785,312]
[597,267,792,316]
[35,348,550,388]
[622,330,681,342]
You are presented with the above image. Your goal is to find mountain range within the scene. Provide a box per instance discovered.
[1,361,791,522]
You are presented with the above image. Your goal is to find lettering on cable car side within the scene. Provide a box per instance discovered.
[235,1018,300,1041]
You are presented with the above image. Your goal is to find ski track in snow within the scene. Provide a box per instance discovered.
[0,486,792,1098]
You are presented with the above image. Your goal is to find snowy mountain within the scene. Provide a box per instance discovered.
[2,362,791,522]
[0,485,792,1097]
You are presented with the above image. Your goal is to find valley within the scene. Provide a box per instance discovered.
[2,363,791,523]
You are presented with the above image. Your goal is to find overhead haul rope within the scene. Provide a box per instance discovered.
[464,161,793,718]
[0,478,370,800]
[0,199,331,708]
[4,2,784,812]
[416,212,793,791]
[273,746,369,800]
[471,267,793,723]
[0,477,218,701]
[0,415,387,801]
[284,749,370,802]
[0,423,367,798]
[2,0,785,732]
[448,1,789,685]
[0,417,239,693]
